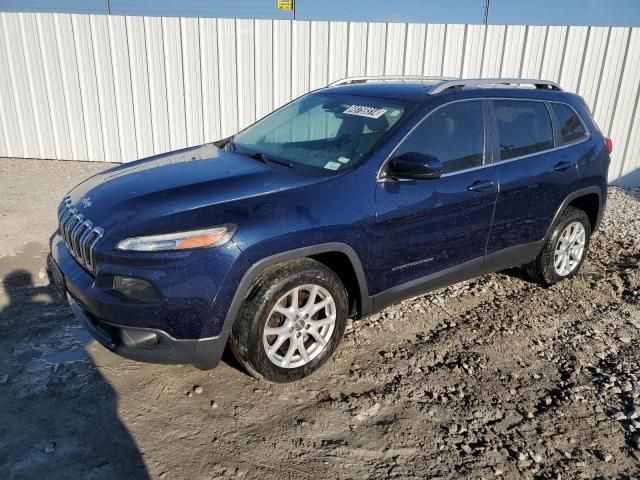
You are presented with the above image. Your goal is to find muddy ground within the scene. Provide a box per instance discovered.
[0,157,639,479]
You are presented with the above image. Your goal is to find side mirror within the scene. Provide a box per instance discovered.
[387,152,443,180]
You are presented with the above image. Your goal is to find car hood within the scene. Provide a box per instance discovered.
[65,143,317,238]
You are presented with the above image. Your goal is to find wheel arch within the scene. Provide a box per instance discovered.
[220,243,371,334]
[544,186,603,241]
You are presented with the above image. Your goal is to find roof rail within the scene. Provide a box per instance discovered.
[429,78,562,95]
[328,75,456,87]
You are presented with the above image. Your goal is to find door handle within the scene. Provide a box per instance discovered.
[554,161,576,172]
[467,180,494,192]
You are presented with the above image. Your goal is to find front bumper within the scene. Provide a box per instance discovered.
[48,233,239,368]
[66,292,229,368]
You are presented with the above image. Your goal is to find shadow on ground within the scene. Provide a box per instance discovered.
[0,269,149,479]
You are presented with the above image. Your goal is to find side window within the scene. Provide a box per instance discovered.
[494,100,554,161]
[395,101,484,174]
[551,103,588,144]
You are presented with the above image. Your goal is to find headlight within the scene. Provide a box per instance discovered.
[116,225,236,252]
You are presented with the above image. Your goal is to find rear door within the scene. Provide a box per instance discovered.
[486,99,580,263]
[371,100,498,297]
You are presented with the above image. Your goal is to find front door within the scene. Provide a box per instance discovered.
[371,100,498,301]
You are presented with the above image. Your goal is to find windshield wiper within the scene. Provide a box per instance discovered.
[243,151,293,168]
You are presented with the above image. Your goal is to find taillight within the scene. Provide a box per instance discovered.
[605,137,613,154]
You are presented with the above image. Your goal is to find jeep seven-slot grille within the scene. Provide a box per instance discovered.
[57,196,103,274]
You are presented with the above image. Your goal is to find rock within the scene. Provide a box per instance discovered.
[194,385,204,395]
[210,400,218,409]
[627,406,640,420]
[530,451,542,463]
[595,450,613,462]
[44,441,56,454]
[355,403,381,421]
[0,374,8,384]
[620,337,632,344]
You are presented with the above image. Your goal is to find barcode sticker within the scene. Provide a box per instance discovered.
[344,105,388,119]
[324,161,341,170]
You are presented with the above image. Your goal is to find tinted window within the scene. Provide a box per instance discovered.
[395,101,484,174]
[551,103,587,144]
[494,100,554,161]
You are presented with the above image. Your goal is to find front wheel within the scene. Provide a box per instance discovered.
[525,206,591,285]
[229,258,348,382]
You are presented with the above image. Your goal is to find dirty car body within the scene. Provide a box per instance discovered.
[49,77,611,374]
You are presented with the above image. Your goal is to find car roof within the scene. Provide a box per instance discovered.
[321,80,579,105]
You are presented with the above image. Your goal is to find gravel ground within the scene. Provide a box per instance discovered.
[0,158,639,479]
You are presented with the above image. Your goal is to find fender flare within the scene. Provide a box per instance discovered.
[544,186,603,241]
[220,242,371,333]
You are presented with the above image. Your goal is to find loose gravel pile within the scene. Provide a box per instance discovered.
[0,159,638,479]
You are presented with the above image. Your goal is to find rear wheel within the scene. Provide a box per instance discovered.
[229,258,348,382]
[525,206,591,285]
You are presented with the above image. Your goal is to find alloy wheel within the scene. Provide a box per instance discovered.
[263,284,336,369]
[554,221,586,276]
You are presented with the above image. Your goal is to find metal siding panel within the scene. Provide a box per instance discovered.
[126,15,153,159]
[181,17,204,146]
[163,17,187,150]
[218,18,238,136]
[617,28,640,181]
[144,16,170,154]
[610,29,640,180]
[462,24,485,77]
[482,25,505,77]
[593,27,629,136]
[200,18,221,142]
[540,26,566,81]
[560,26,588,93]
[384,22,405,75]
[423,24,445,75]
[109,16,137,162]
[236,19,255,130]
[501,25,526,77]
[442,24,465,77]
[520,25,546,79]
[404,23,426,75]
[254,19,273,120]
[20,13,57,159]
[366,22,385,75]
[72,14,104,161]
[91,15,120,162]
[54,14,87,160]
[578,27,609,112]
[272,20,291,110]
[327,21,347,83]
[291,21,310,99]
[309,21,329,90]
[622,85,640,184]
[36,13,73,160]
[3,14,41,158]
[347,22,367,76]
[0,13,25,157]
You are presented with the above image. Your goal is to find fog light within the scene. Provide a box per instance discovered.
[113,276,159,302]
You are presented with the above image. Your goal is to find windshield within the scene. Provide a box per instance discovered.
[230,93,412,173]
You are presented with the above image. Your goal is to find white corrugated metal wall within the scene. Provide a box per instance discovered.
[0,12,638,184]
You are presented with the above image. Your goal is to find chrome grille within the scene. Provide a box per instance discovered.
[57,196,104,273]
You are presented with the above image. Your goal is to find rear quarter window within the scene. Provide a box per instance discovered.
[551,103,588,144]
[494,100,554,161]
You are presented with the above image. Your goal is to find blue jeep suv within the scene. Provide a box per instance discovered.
[49,77,611,382]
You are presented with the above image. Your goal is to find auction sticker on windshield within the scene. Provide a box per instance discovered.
[344,105,388,119]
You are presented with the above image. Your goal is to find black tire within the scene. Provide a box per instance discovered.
[525,206,591,285]
[229,258,348,383]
